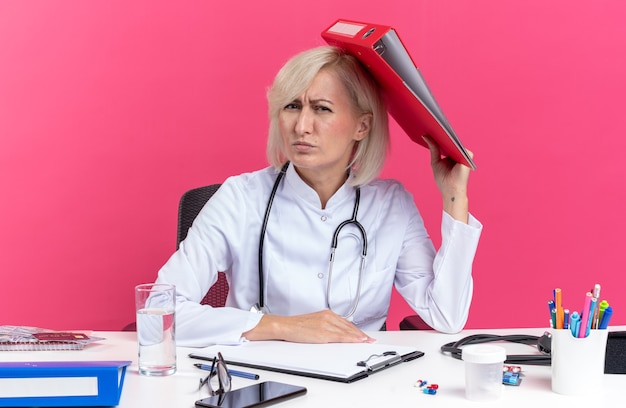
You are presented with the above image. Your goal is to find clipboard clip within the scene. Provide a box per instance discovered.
[356,351,402,372]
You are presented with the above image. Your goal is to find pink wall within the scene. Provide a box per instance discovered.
[1,1,625,331]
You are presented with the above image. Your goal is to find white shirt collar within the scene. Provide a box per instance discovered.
[283,163,355,209]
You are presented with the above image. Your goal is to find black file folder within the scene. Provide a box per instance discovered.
[189,341,424,383]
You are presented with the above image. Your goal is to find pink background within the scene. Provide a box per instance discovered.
[1,1,624,331]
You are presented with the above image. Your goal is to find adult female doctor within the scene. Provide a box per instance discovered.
[154,46,482,347]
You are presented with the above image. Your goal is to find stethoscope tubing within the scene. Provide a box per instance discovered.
[257,162,289,310]
[257,162,367,318]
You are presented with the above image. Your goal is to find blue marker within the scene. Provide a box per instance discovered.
[570,311,580,337]
[599,306,613,329]
[563,309,570,330]
[585,297,598,337]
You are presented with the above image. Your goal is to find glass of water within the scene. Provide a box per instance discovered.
[135,283,176,376]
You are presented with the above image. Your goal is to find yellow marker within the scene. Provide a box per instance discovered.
[597,300,609,328]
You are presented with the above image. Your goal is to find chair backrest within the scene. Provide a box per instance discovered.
[177,184,222,249]
[176,184,229,307]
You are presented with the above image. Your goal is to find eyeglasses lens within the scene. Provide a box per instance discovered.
[200,353,232,396]
[216,359,231,393]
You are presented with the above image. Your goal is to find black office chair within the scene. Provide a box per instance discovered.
[399,314,432,330]
[176,184,229,307]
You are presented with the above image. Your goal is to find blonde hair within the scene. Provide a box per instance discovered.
[266,46,389,186]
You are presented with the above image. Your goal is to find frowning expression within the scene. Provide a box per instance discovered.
[279,69,371,180]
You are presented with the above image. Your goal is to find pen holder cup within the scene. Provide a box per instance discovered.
[551,329,608,395]
[462,345,506,401]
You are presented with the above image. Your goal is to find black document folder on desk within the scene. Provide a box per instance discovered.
[189,341,424,383]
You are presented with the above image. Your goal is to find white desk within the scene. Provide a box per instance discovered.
[2,328,623,407]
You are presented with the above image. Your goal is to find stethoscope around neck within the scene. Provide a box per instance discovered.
[253,161,367,318]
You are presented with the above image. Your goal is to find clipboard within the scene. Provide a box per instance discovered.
[189,341,424,383]
[321,19,476,170]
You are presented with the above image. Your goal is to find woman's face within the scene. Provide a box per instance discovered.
[279,69,371,182]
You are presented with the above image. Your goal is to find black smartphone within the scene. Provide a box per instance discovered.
[195,381,307,408]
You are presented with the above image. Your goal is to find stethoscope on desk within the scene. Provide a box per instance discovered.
[252,161,367,318]
[440,332,552,366]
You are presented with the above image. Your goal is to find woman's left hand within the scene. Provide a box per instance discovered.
[422,135,473,223]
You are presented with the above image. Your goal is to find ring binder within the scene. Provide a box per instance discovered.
[322,19,476,170]
[0,360,131,407]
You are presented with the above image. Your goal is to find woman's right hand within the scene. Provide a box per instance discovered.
[242,309,376,344]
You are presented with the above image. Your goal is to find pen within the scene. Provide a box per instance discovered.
[599,306,613,329]
[548,300,556,328]
[591,284,601,328]
[598,300,609,327]
[555,288,563,329]
[194,363,260,380]
[563,309,570,330]
[569,311,580,337]
[592,283,601,299]
[585,297,597,337]
[579,292,592,338]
